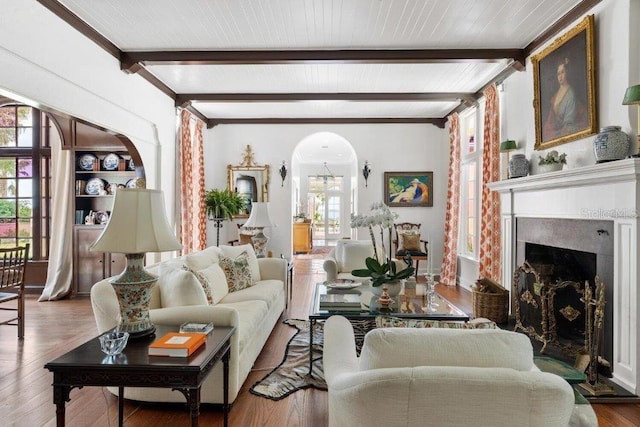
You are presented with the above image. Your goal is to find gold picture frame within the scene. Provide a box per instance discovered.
[532,15,597,150]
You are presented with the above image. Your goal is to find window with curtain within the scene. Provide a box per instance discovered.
[459,102,484,259]
[0,105,51,259]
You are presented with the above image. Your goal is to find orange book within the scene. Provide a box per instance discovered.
[148,332,207,357]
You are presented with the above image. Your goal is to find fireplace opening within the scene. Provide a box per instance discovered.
[516,217,613,366]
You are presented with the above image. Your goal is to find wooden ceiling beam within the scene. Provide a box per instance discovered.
[121,49,524,70]
[207,117,446,129]
[176,92,474,107]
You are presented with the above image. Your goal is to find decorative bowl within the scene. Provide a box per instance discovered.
[99,331,129,356]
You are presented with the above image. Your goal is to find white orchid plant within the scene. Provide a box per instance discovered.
[350,202,415,285]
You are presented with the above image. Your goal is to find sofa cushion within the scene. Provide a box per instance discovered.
[338,241,374,272]
[157,264,208,308]
[216,300,268,350]
[359,328,534,372]
[196,263,229,304]
[183,246,222,271]
[220,244,261,281]
[220,253,255,292]
[220,279,282,308]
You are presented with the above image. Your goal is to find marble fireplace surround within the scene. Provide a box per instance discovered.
[489,158,640,394]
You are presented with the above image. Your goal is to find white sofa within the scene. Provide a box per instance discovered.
[323,315,598,427]
[90,244,286,405]
[322,239,375,282]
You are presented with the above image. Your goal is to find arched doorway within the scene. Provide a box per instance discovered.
[291,132,357,250]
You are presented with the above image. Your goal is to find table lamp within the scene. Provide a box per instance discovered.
[244,202,273,258]
[622,84,640,156]
[499,140,517,177]
[90,188,182,339]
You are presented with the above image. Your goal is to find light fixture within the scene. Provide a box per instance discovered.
[243,202,273,258]
[317,161,334,183]
[90,188,182,339]
[499,140,517,177]
[622,84,640,155]
[362,160,371,187]
[279,160,287,187]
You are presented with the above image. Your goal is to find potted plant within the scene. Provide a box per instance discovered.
[538,150,567,173]
[350,202,414,296]
[204,188,245,220]
[351,256,414,296]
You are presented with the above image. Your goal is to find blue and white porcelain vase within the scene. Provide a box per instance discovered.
[594,126,629,163]
[509,154,529,178]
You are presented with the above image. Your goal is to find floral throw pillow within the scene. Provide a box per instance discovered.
[375,315,497,329]
[182,265,214,305]
[219,253,255,292]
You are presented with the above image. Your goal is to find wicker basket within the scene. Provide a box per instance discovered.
[473,278,509,324]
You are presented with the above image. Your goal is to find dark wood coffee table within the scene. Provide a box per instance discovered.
[309,282,469,371]
[44,325,235,427]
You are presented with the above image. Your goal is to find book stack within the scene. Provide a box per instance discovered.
[319,293,362,312]
[179,321,214,335]
[148,332,207,357]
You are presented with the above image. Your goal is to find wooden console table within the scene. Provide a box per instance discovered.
[44,325,235,427]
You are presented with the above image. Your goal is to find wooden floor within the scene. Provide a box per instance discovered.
[1,256,639,426]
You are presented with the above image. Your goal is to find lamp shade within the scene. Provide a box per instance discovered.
[499,140,517,152]
[90,188,182,254]
[244,202,273,228]
[623,84,640,105]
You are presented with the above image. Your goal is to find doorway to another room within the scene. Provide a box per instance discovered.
[291,132,357,257]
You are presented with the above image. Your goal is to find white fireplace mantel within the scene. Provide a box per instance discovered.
[488,158,640,394]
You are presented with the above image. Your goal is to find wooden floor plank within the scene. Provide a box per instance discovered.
[0,255,637,425]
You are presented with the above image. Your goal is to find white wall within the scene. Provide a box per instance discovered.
[205,123,448,271]
[470,0,638,290]
[0,1,178,262]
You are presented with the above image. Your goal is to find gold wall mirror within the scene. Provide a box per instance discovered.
[227,145,270,217]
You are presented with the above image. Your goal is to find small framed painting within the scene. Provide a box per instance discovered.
[384,172,433,207]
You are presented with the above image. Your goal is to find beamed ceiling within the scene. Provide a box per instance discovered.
[36,0,600,128]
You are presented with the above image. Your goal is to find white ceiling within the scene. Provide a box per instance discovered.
[41,0,589,128]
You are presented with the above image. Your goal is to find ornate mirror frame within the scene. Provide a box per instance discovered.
[227,145,270,218]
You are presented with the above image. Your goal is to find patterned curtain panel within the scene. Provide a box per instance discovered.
[440,113,461,286]
[179,109,206,254]
[478,84,501,281]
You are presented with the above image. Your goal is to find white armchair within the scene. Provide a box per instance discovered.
[323,315,597,427]
[322,239,374,282]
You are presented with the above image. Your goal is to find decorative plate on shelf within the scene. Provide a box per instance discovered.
[77,154,98,171]
[102,153,121,171]
[127,158,135,171]
[85,178,106,195]
[125,177,145,188]
[95,210,109,224]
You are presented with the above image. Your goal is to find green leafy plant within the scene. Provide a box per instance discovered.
[351,256,415,287]
[204,188,245,220]
[538,150,567,165]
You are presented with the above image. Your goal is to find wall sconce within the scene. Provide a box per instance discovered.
[279,161,287,187]
[362,161,371,187]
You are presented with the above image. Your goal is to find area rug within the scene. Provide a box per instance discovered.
[250,318,374,400]
[249,319,326,400]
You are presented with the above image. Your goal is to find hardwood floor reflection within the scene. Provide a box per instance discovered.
[0,257,637,425]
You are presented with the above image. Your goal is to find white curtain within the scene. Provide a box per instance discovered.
[39,129,73,301]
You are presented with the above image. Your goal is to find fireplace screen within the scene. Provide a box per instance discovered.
[514,261,587,357]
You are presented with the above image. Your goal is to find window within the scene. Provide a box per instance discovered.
[459,103,483,259]
[308,176,343,239]
[0,105,51,259]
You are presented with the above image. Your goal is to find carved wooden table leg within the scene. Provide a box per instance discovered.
[52,383,71,427]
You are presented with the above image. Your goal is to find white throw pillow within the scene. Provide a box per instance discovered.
[157,264,208,308]
[184,246,222,271]
[339,241,374,272]
[220,244,261,281]
[197,263,229,304]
